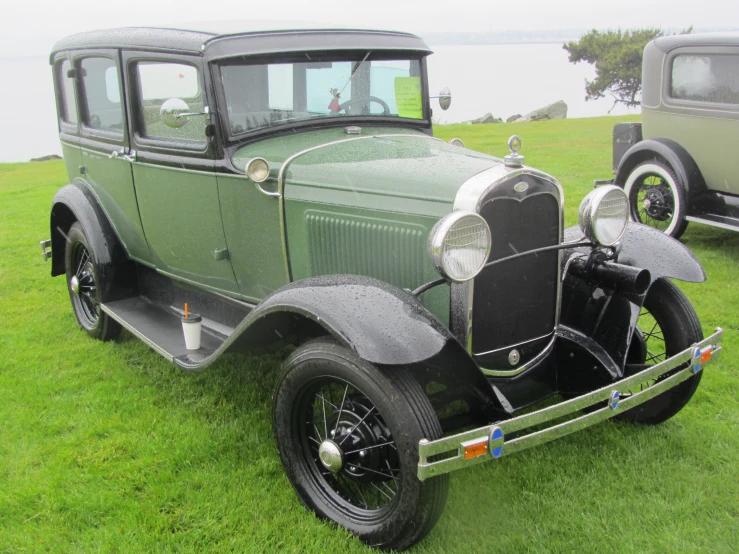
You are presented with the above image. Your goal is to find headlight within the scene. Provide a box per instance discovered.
[578,185,629,246]
[428,212,491,282]
[246,157,270,183]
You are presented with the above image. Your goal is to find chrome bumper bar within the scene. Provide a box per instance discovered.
[418,328,723,481]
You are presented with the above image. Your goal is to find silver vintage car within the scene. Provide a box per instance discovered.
[607,32,739,238]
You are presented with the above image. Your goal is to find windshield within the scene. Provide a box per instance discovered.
[218,52,426,136]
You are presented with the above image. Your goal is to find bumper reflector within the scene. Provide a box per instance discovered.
[489,426,504,458]
[692,346,713,374]
[462,438,488,459]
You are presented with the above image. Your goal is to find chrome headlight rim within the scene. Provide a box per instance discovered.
[246,157,270,183]
[428,211,492,283]
[578,185,629,246]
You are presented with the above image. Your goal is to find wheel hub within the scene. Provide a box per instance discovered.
[318,440,343,473]
[643,188,672,220]
[70,275,80,295]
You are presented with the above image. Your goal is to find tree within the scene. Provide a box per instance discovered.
[564,27,692,112]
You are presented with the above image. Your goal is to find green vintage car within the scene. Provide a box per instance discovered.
[44,26,723,550]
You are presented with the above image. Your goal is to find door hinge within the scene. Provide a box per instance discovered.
[78,165,87,175]
[214,248,230,261]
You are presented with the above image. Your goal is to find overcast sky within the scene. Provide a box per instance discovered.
[3,0,738,57]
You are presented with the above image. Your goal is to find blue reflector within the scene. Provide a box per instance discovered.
[489,426,504,459]
[692,347,702,374]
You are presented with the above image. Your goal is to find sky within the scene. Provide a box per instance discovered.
[3,0,738,58]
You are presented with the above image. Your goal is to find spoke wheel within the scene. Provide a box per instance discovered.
[70,242,99,328]
[300,378,401,513]
[273,338,448,550]
[623,160,688,239]
[64,222,121,341]
[619,278,703,424]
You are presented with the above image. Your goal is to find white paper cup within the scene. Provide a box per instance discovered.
[181,314,202,350]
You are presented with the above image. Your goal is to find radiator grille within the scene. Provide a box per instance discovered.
[306,213,430,290]
[472,179,560,354]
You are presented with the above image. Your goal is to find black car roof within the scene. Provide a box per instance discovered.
[50,26,432,62]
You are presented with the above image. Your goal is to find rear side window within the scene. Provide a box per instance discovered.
[671,53,739,105]
[55,59,78,124]
[79,57,124,132]
[135,61,206,143]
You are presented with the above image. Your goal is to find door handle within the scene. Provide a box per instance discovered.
[109,148,136,163]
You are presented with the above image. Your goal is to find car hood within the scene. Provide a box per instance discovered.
[232,128,502,215]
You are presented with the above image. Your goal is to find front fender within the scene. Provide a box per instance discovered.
[563,223,705,283]
[559,223,705,389]
[175,275,508,426]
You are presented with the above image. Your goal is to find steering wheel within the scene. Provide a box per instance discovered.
[339,96,391,116]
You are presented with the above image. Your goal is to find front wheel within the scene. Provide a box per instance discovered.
[619,278,703,424]
[623,160,688,239]
[272,339,448,550]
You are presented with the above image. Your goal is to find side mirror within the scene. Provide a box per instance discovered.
[160,98,209,129]
[438,87,451,111]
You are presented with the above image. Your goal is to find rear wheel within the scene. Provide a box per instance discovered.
[619,278,703,424]
[623,160,688,239]
[272,339,448,550]
[64,222,121,341]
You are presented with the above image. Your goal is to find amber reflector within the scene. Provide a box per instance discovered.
[463,440,489,459]
[701,348,713,364]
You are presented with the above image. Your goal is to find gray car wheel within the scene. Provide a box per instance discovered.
[623,160,689,239]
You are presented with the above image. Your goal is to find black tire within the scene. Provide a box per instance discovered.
[64,221,121,341]
[272,338,448,551]
[618,278,703,425]
[623,159,689,239]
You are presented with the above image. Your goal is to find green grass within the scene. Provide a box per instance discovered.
[1,116,738,553]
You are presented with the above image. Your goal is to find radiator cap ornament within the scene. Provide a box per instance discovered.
[505,135,524,168]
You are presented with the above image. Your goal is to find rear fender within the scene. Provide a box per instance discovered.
[50,182,137,302]
[614,138,708,200]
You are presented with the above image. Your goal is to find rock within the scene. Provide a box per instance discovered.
[523,100,567,121]
[470,112,496,124]
[507,114,522,123]
[30,154,62,162]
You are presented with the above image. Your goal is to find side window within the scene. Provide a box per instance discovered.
[55,59,78,124]
[135,61,206,143]
[79,57,124,132]
[671,53,739,105]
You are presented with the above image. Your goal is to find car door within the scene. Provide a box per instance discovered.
[658,47,739,194]
[71,49,151,262]
[122,51,240,296]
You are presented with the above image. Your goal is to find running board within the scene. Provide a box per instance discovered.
[686,214,739,232]
[101,297,230,366]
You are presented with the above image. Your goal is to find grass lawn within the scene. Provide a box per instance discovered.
[1,115,738,553]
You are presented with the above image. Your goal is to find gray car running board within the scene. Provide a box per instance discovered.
[101,296,229,366]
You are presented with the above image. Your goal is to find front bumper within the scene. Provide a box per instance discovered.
[418,328,723,480]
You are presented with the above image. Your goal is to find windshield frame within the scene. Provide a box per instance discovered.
[211,49,432,145]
